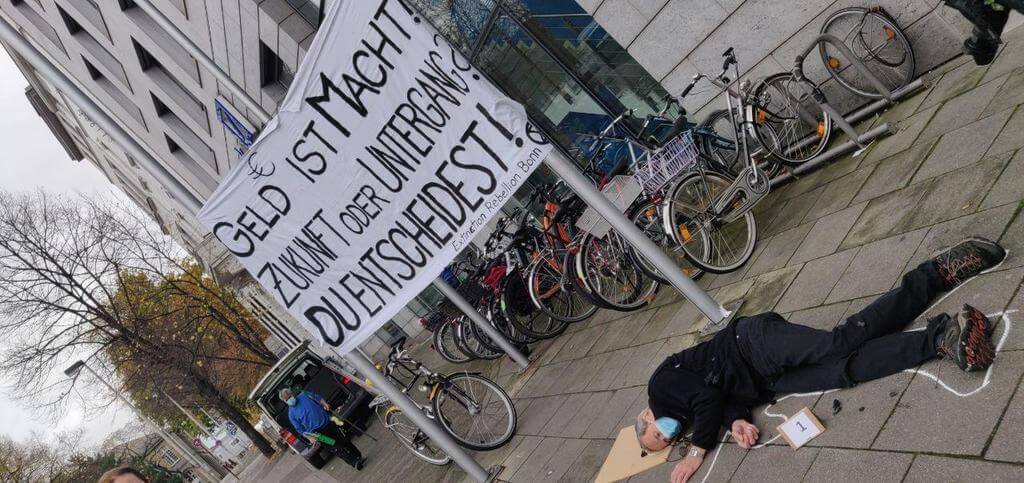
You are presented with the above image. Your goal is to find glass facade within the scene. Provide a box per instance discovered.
[409,0,672,161]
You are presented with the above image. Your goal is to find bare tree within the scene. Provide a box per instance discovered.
[0,191,274,457]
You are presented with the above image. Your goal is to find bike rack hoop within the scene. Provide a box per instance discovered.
[793,33,895,101]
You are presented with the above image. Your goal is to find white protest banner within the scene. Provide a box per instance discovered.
[198,0,551,355]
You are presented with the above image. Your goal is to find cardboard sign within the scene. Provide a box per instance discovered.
[594,426,671,483]
[197,0,551,356]
[776,407,825,449]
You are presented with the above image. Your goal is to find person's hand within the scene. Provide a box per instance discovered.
[321,400,331,412]
[730,419,759,449]
[669,452,704,483]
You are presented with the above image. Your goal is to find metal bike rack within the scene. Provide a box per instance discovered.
[770,33,930,187]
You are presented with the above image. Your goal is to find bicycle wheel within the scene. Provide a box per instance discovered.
[820,7,915,99]
[384,408,452,465]
[432,373,517,451]
[699,109,741,172]
[457,318,503,360]
[575,230,660,311]
[486,298,537,345]
[700,109,783,178]
[500,269,568,339]
[751,72,832,166]
[663,172,757,273]
[627,199,704,285]
[526,257,598,323]
[434,320,474,364]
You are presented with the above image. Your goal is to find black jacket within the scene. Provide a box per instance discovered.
[647,315,778,451]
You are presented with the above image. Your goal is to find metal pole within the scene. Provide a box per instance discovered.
[770,122,898,186]
[542,149,732,323]
[844,78,928,126]
[133,0,272,124]
[342,351,493,482]
[0,18,204,214]
[432,279,530,368]
[161,388,210,436]
[79,365,222,482]
[781,78,927,156]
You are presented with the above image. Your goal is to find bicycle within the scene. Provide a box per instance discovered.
[369,338,517,465]
[820,6,915,99]
[658,48,774,273]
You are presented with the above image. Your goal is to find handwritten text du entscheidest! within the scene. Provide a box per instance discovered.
[201,0,548,352]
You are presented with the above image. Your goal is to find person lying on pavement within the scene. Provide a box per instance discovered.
[636,237,1006,483]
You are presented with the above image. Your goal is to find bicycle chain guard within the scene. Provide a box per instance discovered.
[711,165,770,224]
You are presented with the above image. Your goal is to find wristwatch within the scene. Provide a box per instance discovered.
[687,446,706,458]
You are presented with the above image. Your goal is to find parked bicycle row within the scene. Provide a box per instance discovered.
[416,6,917,365]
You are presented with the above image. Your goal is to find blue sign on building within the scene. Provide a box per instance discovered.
[215,98,257,158]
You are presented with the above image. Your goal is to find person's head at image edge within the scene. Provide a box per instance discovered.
[98,466,148,483]
[635,407,684,456]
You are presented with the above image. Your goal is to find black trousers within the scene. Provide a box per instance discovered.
[737,260,949,394]
[316,422,363,467]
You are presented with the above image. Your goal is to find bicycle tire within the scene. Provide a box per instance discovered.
[820,7,915,99]
[700,109,783,178]
[434,320,474,364]
[627,199,704,285]
[384,409,452,465]
[486,298,538,345]
[574,230,660,312]
[663,172,757,273]
[457,318,503,360]
[432,373,517,451]
[699,109,741,171]
[751,72,832,166]
[526,257,598,323]
[500,290,568,340]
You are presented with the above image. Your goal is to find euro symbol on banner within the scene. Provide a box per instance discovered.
[245,150,275,180]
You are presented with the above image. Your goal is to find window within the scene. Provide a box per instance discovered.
[10,2,68,56]
[287,0,323,26]
[152,93,170,116]
[259,42,293,91]
[121,6,200,82]
[411,0,674,163]
[136,39,209,132]
[165,133,218,195]
[165,134,181,152]
[134,38,158,71]
[160,447,180,466]
[83,58,102,80]
[117,0,136,10]
[81,56,145,126]
[55,5,83,34]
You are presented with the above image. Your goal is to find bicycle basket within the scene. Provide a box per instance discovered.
[634,130,699,195]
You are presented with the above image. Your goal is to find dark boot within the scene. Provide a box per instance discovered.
[937,305,996,372]
[931,236,1006,289]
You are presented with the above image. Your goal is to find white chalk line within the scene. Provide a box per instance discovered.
[699,307,1018,483]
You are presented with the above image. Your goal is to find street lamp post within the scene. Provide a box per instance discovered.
[64,361,222,482]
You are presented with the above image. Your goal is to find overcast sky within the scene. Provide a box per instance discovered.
[0,50,136,447]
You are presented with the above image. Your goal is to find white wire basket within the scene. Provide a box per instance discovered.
[634,130,699,195]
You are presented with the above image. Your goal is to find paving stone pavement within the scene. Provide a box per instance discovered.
[244,34,1024,483]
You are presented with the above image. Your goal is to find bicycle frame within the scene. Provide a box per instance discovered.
[677,58,771,223]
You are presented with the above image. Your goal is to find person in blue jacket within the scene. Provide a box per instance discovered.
[279,387,365,470]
